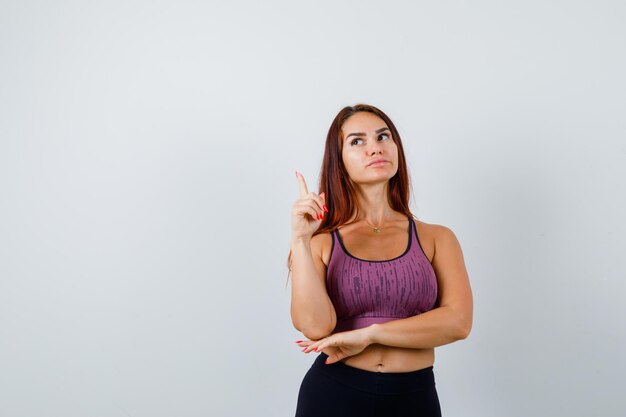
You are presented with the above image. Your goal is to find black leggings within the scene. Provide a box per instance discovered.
[295,352,442,417]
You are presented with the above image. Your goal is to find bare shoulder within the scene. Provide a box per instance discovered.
[429,223,463,256]
[310,231,333,267]
[412,219,465,263]
[427,222,467,273]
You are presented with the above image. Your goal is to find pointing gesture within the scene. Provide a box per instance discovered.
[292,171,329,240]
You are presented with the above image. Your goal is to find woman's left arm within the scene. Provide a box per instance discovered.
[366,224,473,349]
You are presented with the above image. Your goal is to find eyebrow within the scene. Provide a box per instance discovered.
[345,127,390,141]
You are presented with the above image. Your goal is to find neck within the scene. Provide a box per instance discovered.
[352,184,394,225]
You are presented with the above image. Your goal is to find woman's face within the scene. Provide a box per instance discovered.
[341,112,399,185]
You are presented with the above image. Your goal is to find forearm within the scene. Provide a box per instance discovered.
[290,237,335,340]
[366,306,469,349]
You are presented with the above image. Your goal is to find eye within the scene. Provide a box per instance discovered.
[349,133,390,146]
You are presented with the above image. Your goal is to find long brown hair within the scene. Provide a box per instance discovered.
[285,103,415,286]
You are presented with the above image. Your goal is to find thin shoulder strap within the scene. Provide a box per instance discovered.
[327,228,340,266]
[410,216,431,262]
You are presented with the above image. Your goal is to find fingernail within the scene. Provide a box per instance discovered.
[314,347,319,352]
[325,359,330,364]
[301,347,307,352]
[295,171,300,178]
[320,192,325,198]
[295,340,303,343]
[322,205,328,212]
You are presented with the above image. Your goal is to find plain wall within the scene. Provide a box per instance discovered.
[1,1,625,416]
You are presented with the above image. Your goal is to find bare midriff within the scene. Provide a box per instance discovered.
[321,344,434,373]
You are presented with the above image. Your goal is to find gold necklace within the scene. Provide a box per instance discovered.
[363,217,389,234]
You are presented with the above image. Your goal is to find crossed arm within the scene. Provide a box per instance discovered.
[302,224,473,355]
[363,225,473,349]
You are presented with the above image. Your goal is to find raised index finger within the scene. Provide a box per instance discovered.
[296,171,309,197]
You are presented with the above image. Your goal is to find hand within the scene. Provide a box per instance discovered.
[291,171,328,241]
[295,327,373,364]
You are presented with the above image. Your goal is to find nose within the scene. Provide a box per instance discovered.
[367,139,383,155]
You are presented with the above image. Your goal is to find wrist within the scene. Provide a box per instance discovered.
[290,235,311,246]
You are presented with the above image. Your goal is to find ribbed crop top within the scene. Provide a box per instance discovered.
[326,216,439,334]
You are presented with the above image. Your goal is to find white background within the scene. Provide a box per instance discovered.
[1,1,625,416]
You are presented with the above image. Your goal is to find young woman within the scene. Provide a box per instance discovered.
[287,104,473,416]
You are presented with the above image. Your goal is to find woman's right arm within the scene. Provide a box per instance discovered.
[290,234,337,341]
[289,171,336,341]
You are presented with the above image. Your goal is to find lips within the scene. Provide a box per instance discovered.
[367,158,389,166]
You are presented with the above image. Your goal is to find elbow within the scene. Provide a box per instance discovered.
[291,303,337,341]
[301,318,336,340]
[292,319,335,341]
[303,328,333,341]
[301,322,335,341]
[458,325,471,340]
[456,316,472,340]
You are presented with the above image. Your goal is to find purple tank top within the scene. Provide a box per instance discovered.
[326,216,439,334]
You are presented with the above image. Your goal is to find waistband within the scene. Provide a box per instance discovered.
[310,352,435,395]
